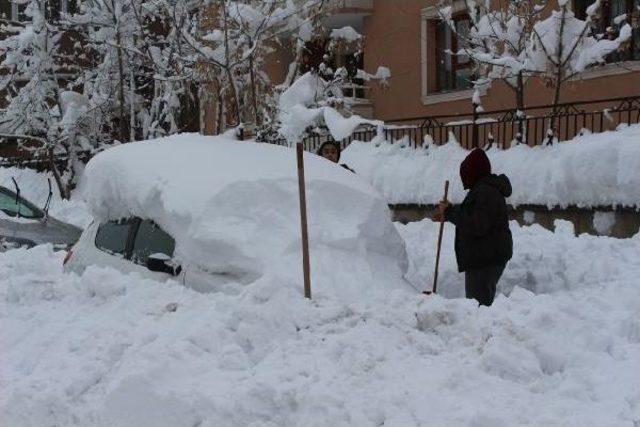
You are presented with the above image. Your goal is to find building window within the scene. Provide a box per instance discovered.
[435,16,473,92]
[300,40,327,74]
[0,2,10,20]
[2,1,78,23]
[573,0,640,61]
[420,3,481,104]
[299,39,367,100]
[46,0,77,22]
[10,1,28,22]
[61,0,77,14]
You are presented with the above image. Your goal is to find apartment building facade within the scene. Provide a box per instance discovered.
[344,0,640,121]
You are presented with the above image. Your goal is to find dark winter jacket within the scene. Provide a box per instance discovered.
[445,174,513,272]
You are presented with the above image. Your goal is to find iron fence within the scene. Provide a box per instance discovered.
[300,95,640,151]
[1,95,639,171]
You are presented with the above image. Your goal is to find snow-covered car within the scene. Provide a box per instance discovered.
[0,185,81,251]
[65,134,411,298]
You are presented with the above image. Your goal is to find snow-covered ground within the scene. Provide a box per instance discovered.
[1,129,639,425]
[341,124,640,208]
[2,219,639,426]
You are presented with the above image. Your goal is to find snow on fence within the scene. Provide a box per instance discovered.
[299,95,640,152]
[1,96,639,170]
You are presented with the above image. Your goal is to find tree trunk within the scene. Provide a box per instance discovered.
[516,70,525,144]
[216,89,225,134]
[548,5,567,146]
[221,0,240,128]
[116,30,128,143]
[48,147,70,200]
[129,68,136,141]
[249,54,261,127]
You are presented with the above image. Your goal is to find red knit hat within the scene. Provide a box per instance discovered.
[460,148,491,190]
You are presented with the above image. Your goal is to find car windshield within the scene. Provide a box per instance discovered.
[0,188,44,219]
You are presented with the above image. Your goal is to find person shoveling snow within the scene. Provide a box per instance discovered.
[433,148,513,306]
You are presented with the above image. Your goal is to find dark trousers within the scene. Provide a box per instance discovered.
[465,264,506,306]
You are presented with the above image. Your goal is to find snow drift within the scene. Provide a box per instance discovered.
[1,220,639,426]
[341,124,640,208]
[81,134,410,299]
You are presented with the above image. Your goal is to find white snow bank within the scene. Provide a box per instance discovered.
[1,221,639,426]
[81,134,409,299]
[341,124,640,208]
[398,218,640,298]
[0,167,91,228]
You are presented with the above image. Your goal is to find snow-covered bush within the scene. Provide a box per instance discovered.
[257,20,390,145]
[0,0,200,196]
[0,1,101,198]
[437,0,551,115]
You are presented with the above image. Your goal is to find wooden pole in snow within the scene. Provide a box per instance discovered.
[296,142,312,299]
[425,180,449,295]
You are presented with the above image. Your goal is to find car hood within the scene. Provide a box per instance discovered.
[0,216,82,248]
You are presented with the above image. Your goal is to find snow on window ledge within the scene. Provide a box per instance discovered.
[421,88,486,106]
[421,89,474,105]
[569,60,640,81]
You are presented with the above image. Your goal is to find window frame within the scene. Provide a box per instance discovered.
[6,0,76,23]
[51,0,77,21]
[10,1,27,22]
[434,14,474,94]
[421,3,479,105]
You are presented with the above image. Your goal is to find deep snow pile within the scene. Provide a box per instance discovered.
[0,167,91,228]
[341,124,640,208]
[81,134,409,299]
[398,218,640,298]
[2,221,639,426]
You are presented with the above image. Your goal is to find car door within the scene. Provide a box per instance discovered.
[128,218,185,283]
[87,218,144,275]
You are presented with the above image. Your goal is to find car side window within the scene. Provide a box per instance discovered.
[0,191,42,219]
[131,220,175,265]
[95,219,134,256]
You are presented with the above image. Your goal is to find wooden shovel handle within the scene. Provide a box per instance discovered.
[425,180,449,295]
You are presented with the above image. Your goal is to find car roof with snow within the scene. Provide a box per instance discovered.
[82,134,409,297]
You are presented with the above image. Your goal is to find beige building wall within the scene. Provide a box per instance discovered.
[362,0,640,122]
[199,0,639,133]
[264,41,296,88]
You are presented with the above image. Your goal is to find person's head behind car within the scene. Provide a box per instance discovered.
[317,141,341,164]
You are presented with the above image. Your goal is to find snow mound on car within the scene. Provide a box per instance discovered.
[81,134,410,298]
